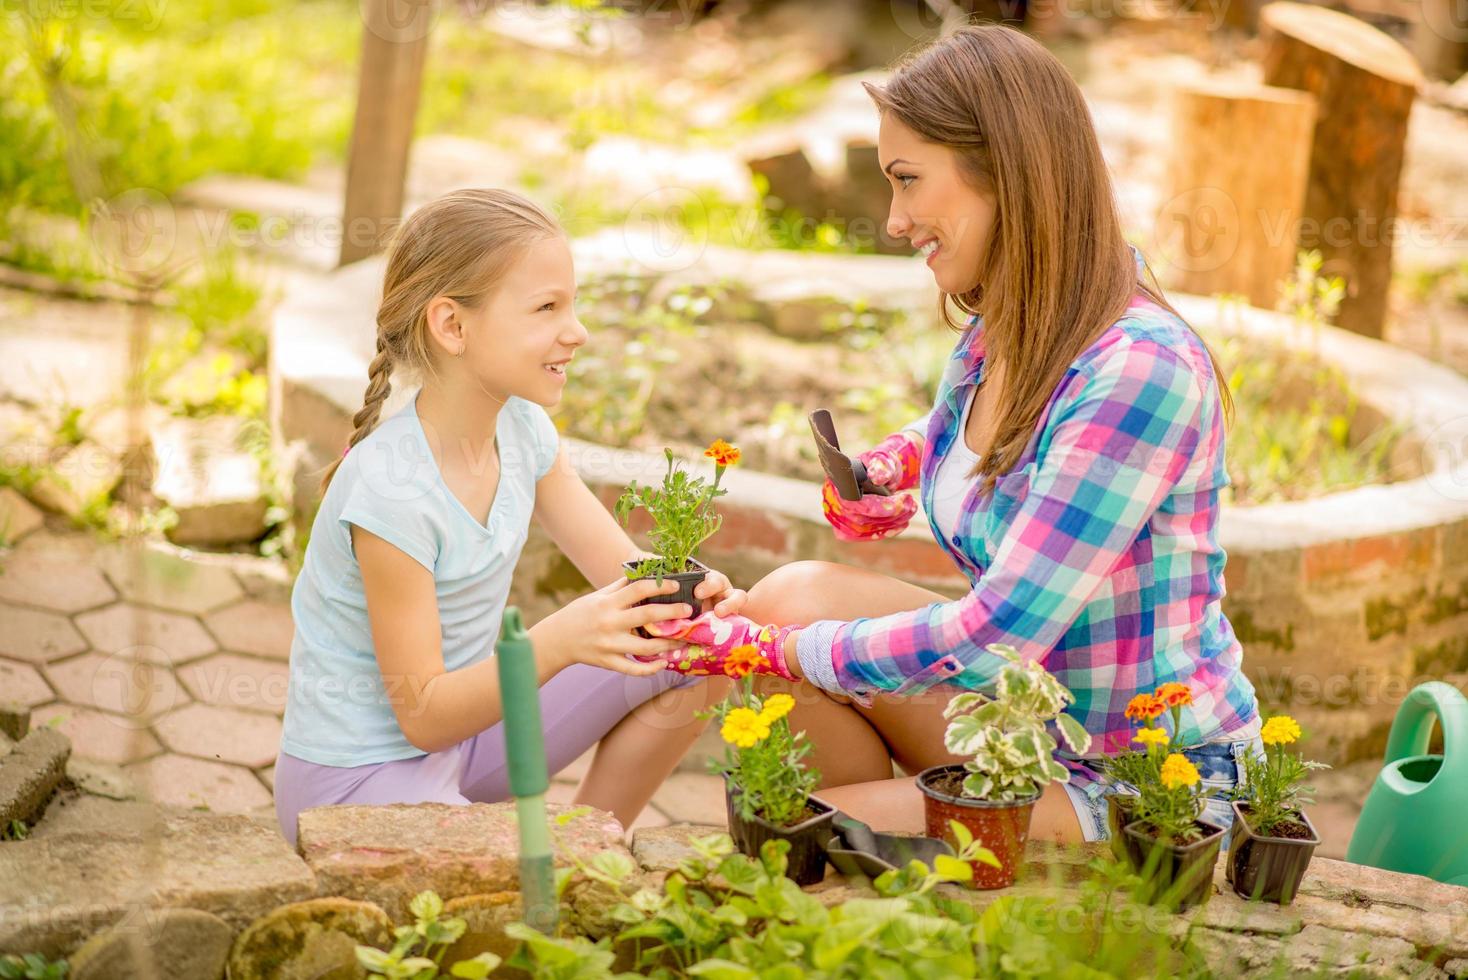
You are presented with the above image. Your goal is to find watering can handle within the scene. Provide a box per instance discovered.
[1383,681,1468,766]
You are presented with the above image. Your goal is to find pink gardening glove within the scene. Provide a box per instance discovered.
[822,432,922,542]
[637,612,799,680]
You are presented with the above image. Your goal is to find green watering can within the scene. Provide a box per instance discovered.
[1345,681,1468,886]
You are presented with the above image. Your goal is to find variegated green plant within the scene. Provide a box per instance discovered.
[942,644,1093,802]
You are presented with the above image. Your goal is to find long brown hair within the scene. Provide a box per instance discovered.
[864,25,1231,489]
[320,189,563,491]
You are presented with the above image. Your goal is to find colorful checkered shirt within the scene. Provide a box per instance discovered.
[796,293,1261,781]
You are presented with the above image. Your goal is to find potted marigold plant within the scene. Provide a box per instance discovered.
[1225,715,1329,904]
[916,644,1092,889]
[1123,748,1225,910]
[1101,682,1195,866]
[614,440,739,613]
[706,678,833,885]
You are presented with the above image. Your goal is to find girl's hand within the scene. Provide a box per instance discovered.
[693,567,747,617]
[531,577,693,678]
[822,432,922,541]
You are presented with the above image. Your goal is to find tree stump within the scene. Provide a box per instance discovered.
[1157,81,1317,309]
[1260,1,1423,338]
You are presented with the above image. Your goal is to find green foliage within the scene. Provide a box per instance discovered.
[1131,763,1214,845]
[354,889,500,980]
[1227,740,1330,838]
[704,680,819,828]
[615,447,731,579]
[0,953,67,980]
[941,644,1091,802]
[1,818,29,841]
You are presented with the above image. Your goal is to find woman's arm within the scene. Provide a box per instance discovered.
[533,446,745,615]
[795,336,1210,699]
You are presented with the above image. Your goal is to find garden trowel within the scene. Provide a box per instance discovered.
[824,810,954,878]
[809,409,892,502]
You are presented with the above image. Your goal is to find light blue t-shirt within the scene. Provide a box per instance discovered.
[280,392,559,766]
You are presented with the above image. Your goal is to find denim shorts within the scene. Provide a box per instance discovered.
[1062,734,1266,850]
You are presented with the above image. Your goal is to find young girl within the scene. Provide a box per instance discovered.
[274,189,738,846]
[640,26,1265,849]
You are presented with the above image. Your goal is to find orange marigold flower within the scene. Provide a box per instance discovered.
[704,439,741,467]
[1155,682,1193,708]
[1124,694,1165,722]
[722,644,764,679]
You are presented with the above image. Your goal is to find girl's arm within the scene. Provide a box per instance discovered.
[533,446,746,615]
[355,524,684,754]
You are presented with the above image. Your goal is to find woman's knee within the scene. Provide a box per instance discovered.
[745,560,838,623]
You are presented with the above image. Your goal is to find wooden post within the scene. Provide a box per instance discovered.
[338,0,434,267]
[1260,2,1423,338]
[1156,82,1317,310]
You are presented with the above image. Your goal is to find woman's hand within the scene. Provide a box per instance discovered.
[638,612,798,680]
[530,577,692,678]
[822,432,922,541]
[693,566,747,617]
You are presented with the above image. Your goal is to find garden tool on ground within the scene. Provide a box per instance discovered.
[824,809,955,878]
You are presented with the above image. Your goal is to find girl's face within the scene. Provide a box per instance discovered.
[457,234,588,408]
[878,112,997,296]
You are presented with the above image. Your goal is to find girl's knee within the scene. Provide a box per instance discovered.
[746,561,836,622]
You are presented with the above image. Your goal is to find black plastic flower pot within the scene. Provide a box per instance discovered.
[725,780,835,886]
[1121,817,1225,911]
[1106,793,1145,866]
[1225,802,1321,905]
[623,557,709,637]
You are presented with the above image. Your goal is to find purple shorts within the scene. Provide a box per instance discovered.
[274,664,693,846]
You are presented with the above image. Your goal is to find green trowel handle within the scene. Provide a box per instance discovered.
[497,608,549,799]
[1383,681,1468,767]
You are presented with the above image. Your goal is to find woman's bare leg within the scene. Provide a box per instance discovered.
[575,676,732,828]
[813,777,1085,843]
[742,560,970,784]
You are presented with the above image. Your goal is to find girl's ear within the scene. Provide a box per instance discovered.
[424,295,465,357]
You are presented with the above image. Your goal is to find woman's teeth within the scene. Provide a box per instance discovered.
[919,240,940,259]
[545,363,566,376]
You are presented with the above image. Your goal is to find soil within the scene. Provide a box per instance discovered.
[1237,804,1315,841]
[924,769,969,799]
[760,802,825,829]
[1130,820,1223,847]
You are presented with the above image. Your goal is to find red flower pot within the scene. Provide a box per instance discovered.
[917,764,1037,889]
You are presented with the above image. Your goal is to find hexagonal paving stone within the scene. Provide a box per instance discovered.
[203,599,294,661]
[177,653,289,715]
[126,752,274,812]
[0,547,117,613]
[0,656,54,708]
[153,702,282,769]
[96,542,244,614]
[75,603,218,665]
[0,604,87,664]
[45,650,190,721]
[0,487,43,542]
[30,703,162,765]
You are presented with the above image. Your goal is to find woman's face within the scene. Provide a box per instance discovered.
[878,112,996,296]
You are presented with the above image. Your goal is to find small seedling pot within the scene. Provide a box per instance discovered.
[1225,802,1321,905]
[1106,793,1145,866]
[725,780,835,886]
[622,557,709,610]
[917,764,1038,889]
[1121,817,1226,910]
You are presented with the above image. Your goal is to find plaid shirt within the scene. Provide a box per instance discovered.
[797,293,1261,777]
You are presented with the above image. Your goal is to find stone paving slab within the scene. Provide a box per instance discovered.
[44,651,191,721]
[0,605,88,664]
[30,705,163,766]
[0,488,43,543]
[202,599,294,661]
[126,753,274,813]
[74,603,219,665]
[0,806,315,959]
[177,652,290,715]
[0,547,117,613]
[96,543,244,615]
[152,703,282,769]
[0,657,54,709]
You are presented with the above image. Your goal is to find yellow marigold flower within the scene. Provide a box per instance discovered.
[1124,694,1165,722]
[704,439,741,467]
[1132,727,1170,748]
[759,693,795,724]
[722,644,764,679]
[1155,682,1193,708]
[720,707,770,749]
[1261,715,1302,746]
[1159,753,1201,790]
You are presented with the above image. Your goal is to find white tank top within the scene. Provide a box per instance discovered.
[929,386,981,547]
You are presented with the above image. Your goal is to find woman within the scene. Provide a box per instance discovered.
[644,24,1263,846]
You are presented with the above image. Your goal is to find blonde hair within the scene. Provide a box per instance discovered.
[321,189,563,491]
[865,25,1231,491]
